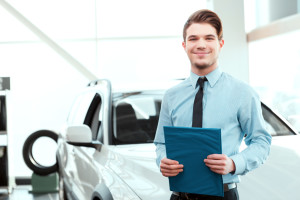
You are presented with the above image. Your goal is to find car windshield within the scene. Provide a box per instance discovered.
[112,91,162,144]
[261,103,296,136]
[112,92,296,145]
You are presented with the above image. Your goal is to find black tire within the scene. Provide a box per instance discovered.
[0,96,7,131]
[0,147,8,186]
[22,130,58,176]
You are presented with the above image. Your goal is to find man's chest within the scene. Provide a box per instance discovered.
[169,90,240,128]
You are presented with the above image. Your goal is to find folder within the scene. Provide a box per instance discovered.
[164,126,223,197]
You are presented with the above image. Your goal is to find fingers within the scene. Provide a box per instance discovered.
[206,154,227,160]
[161,157,180,165]
[204,154,235,175]
[205,163,227,175]
[204,158,226,166]
[160,158,184,177]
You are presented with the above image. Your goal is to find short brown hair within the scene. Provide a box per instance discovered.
[183,9,223,41]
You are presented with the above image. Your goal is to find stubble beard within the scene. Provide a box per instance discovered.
[193,56,218,71]
[194,63,210,70]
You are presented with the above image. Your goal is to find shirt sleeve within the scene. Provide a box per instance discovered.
[154,92,173,167]
[231,91,272,175]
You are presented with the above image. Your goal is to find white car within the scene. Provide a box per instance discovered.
[56,79,300,200]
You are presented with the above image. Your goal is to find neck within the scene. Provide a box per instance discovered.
[191,64,217,76]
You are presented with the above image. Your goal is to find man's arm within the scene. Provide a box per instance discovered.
[154,91,185,177]
[232,94,272,175]
[205,91,271,176]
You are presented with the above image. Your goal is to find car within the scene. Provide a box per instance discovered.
[278,98,300,133]
[56,79,300,200]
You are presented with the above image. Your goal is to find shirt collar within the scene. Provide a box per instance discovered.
[189,67,223,89]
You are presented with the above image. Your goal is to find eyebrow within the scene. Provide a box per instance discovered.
[206,34,216,38]
[187,34,217,39]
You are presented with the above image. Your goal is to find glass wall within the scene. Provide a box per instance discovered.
[244,0,300,132]
[248,30,300,132]
[0,0,206,177]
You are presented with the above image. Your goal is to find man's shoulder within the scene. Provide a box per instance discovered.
[223,73,252,88]
[222,72,258,96]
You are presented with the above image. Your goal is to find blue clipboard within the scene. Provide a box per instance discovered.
[164,126,223,197]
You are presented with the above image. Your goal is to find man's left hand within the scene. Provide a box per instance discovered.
[204,154,236,175]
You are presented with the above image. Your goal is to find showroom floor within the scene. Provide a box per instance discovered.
[0,186,59,200]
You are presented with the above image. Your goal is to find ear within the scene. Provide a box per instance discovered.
[182,41,186,51]
[219,39,224,49]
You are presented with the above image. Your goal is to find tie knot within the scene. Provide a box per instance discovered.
[198,77,207,89]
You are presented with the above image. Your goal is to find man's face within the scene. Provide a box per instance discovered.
[182,23,224,74]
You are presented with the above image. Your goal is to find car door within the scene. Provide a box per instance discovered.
[70,92,104,200]
[238,103,300,200]
[71,80,112,200]
[60,91,102,200]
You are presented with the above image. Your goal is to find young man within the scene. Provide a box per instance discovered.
[154,9,272,200]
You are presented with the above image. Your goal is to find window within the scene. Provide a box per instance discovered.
[67,92,103,141]
[83,94,102,141]
[67,92,96,125]
[261,103,295,136]
[0,96,6,131]
[113,95,161,144]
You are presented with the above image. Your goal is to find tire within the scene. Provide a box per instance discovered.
[22,130,58,176]
[0,147,8,186]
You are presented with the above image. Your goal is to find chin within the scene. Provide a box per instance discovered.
[194,64,210,70]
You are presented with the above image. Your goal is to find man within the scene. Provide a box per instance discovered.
[154,9,272,200]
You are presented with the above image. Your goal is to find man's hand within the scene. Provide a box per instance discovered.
[204,154,236,175]
[160,157,184,177]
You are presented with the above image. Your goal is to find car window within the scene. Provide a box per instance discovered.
[112,93,294,144]
[67,92,103,141]
[67,92,96,125]
[83,94,102,141]
[261,103,295,136]
[113,96,161,144]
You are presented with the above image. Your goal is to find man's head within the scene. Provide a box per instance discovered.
[182,9,224,75]
[183,9,223,42]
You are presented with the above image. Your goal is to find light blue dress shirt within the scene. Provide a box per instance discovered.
[154,67,272,184]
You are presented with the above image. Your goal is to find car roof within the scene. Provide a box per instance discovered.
[111,80,183,93]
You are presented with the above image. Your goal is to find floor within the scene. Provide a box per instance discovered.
[0,186,59,200]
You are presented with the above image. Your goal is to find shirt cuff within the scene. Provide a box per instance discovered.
[230,153,246,175]
[155,144,167,167]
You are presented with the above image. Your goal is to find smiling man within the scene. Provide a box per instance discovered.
[154,9,272,200]
[183,23,223,76]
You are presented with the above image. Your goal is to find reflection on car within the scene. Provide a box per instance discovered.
[56,79,300,200]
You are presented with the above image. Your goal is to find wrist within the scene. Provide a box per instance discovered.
[230,158,236,174]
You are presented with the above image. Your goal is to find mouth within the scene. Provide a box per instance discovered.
[194,52,209,57]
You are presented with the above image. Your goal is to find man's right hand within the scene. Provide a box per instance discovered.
[160,157,184,177]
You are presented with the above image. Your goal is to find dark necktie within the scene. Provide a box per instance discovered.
[192,77,207,127]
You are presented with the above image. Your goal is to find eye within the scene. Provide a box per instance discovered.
[188,38,197,41]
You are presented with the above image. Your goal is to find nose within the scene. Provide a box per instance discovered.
[197,38,206,49]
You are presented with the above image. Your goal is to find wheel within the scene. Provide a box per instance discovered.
[22,130,58,176]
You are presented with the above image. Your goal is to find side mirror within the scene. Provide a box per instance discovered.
[66,125,101,150]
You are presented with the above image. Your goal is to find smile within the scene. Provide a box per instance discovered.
[194,52,209,56]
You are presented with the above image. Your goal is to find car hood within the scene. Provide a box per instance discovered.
[108,143,171,200]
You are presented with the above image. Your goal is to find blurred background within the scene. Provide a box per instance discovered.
[1,0,300,182]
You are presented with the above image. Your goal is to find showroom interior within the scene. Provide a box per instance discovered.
[1,0,300,199]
